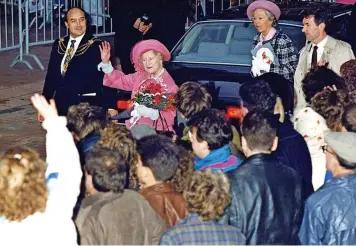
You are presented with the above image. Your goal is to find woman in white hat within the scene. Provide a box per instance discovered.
[247,0,298,82]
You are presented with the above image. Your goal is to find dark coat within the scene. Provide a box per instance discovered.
[42,32,117,115]
[227,153,305,245]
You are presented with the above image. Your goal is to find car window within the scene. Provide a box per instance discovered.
[172,21,305,65]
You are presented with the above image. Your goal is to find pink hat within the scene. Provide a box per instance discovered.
[131,39,171,72]
[247,0,281,20]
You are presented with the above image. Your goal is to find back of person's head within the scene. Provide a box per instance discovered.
[241,110,279,152]
[302,67,345,103]
[170,146,195,193]
[67,103,106,140]
[85,146,127,193]
[183,169,231,221]
[136,134,180,181]
[175,81,212,119]
[187,109,232,150]
[342,103,356,133]
[0,147,48,221]
[99,123,138,189]
[312,89,351,131]
[239,79,276,113]
[340,59,356,102]
[258,72,294,114]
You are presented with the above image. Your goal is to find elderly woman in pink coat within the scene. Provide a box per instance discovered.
[98,39,178,132]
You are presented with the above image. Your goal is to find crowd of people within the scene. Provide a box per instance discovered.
[1,0,356,245]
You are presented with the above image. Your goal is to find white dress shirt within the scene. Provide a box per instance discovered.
[60,33,85,73]
[308,35,329,66]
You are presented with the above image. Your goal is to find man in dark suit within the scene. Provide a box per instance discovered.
[41,7,117,118]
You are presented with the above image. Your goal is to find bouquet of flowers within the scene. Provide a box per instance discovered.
[132,79,175,112]
[129,78,175,127]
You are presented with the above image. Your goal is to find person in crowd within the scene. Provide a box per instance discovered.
[98,39,178,132]
[66,103,107,160]
[160,170,246,245]
[111,0,154,74]
[136,134,187,227]
[0,94,82,244]
[187,109,241,173]
[75,145,167,244]
[247,0,298,82]
[294,7,355,113]
[258,72,294,120]
[228,110,305,245]
[340,59,356,102]
[294,67,347,189]
[342,103,356,132]
[312,89,352,132]
[98,123,139,190]
[170,146,195,193]
[175,81,242,154]
[299,132,356,245]
[239,79,314,196]
[41,7,117,118]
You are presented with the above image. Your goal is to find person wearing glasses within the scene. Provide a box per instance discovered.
[299,131,356,245]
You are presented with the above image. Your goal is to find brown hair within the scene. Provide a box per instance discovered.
[311,89,351,131]
[170,147,194,193]
[0,147,48,221]
[175,81,212,119]
[99,123,138,189]
[340,59,356,103]
[183,170,231,221]
[342,103,356,133]
[67,103,106,140]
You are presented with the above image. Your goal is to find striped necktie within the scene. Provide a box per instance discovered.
[62,40,76,76]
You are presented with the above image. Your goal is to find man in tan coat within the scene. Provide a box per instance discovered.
[294,8,355,114]
[75,146,167,245]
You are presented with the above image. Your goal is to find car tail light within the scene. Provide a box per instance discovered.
[225,106,243,120]
[117,100,132,110]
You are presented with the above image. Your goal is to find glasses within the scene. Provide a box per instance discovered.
[322,145,333,155]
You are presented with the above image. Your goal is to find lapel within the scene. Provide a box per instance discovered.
[320,36,336,65]
[300,41,312,75]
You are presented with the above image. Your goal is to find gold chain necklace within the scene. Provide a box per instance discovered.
[58,37,99,56]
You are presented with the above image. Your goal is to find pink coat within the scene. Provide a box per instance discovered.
[103,69,178,131]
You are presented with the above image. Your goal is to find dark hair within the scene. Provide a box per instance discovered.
[67,103,107,140]
[337,155,356,170]
[258,72,294,114]
[303,7,331,32]
[311,89,351,131]
[85,146,127,193]
[241,110,278,151]
[175,81,212,119]
[187,109,232,150]
[137,135,180,181]
[64,7,91,25]
[302,67,345,103]
[239,79,276,113]
[342,103,356,133]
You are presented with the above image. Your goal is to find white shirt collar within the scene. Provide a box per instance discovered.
[69,33,85,46]
[313,35,328,48]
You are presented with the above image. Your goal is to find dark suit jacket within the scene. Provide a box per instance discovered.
[42,32,117,115]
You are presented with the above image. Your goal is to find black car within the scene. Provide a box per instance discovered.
[164,1,353,110]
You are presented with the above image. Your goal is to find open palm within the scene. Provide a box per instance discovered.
[99,41,111,64]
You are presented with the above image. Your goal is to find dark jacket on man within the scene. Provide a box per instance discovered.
[42,32,117,116]
[75,189,167,245]
[274,120,314,197]
[140,182,187,227]
[227,153,305,245]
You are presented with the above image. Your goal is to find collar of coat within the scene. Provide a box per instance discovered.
[57,32,100,55]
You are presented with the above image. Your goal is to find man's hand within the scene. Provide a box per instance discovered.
[31,94,58,120]
[108,109,118,122]
[99,41,111,64]
[143,23,152,35]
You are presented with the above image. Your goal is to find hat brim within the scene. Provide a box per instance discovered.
[247,0,281,20]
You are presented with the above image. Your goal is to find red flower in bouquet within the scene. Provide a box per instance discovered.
[132,78,175,112]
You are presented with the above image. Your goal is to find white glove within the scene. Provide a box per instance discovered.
[251,56,271,77]
[133,103,159,121]
[97,61,114,74]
